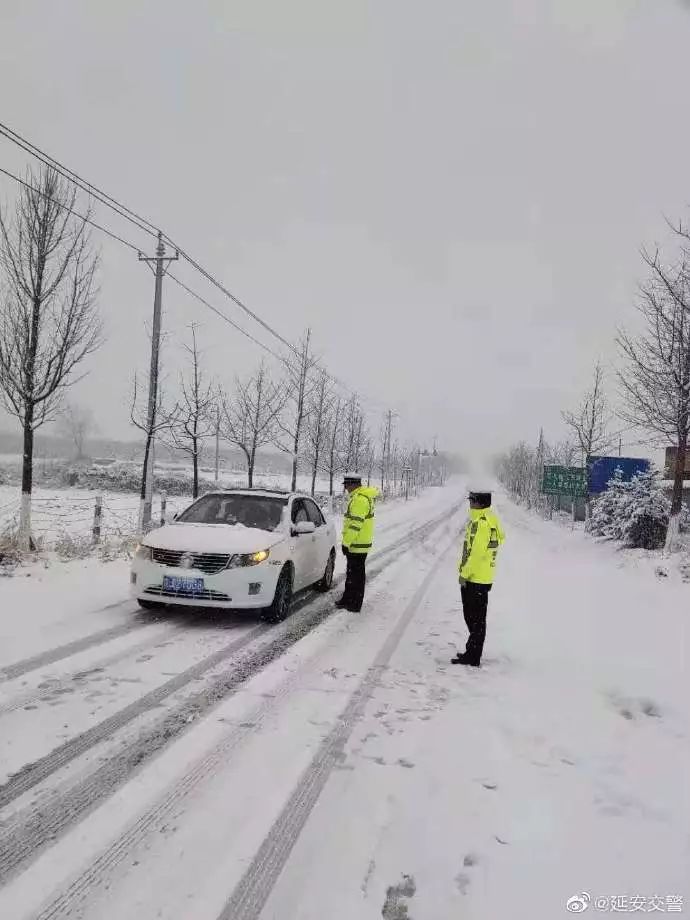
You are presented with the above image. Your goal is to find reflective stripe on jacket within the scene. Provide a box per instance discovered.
[459,508,505,584]
[342,486,379,554]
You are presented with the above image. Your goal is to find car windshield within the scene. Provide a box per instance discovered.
[177,494,288,531]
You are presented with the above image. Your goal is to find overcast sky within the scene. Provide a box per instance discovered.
[1,0,690,461]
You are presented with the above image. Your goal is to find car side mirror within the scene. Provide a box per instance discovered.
[293,521,316,536]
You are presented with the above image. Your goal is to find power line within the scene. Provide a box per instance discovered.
[166,272,286,363]
[0,162,291,364]
[0,121,158,240]
[0,120,296,353]
[163,240,298,355]
[0,121,404,428]
[0,165,142,253]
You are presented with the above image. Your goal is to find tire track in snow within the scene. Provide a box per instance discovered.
[0,624,176,717]
[0,502,462,890]
[0,503,456,811]
[0,507,424,687]
[217,533,455,920]
[0,606,152,684]
[0,609,258,718]
[0,622,265,812]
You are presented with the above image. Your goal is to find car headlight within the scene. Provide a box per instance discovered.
[227,549,270,568]
[135,543,153,561]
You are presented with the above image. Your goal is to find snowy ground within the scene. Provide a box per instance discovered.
[0,487,687,919]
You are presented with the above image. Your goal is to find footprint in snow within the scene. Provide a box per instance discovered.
[382,874,416,919]
[608,691,663,722]
[639,698,662,718]
[455,853,480,895]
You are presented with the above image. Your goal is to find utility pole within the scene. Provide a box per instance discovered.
[138,231,178,532]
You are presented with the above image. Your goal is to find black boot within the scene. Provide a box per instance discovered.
[451,652,480,666]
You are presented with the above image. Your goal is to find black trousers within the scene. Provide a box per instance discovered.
[461,582,491,664]
[342,550,367,611]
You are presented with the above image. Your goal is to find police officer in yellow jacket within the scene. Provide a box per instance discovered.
[452,488,505,667]
[336,473,379,612]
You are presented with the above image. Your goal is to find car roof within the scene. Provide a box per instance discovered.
[196,488,312,500]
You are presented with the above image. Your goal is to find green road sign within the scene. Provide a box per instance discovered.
[541,465,588,497]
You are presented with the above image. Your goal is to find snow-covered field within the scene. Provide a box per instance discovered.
[0,486,687,919]
[0,471,351,548]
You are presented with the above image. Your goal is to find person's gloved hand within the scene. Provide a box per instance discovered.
[458,576,467,587]
[341,544,348,556]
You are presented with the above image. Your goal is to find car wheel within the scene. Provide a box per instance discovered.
[263,567,293,623]
[316,550,335,593]
[137,599,164,611]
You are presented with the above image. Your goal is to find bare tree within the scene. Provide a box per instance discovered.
[275,330,317,491]
[222,361,282,488]
[0,167,101,549]
[305,370,332,496]
[339,394,366,476]
[547,438,578,468]
[167,327,216,499]
[562,363,614,464]
[495,442,539,505]
[378,409,395,493]
[130,369,179,527]
[324,395,343,496]
[362,436,376,487]
[59,402,96,461]
[618,239,690,550]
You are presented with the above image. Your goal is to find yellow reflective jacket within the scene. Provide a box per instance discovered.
[459,508,505,584]
[342,486,379,554]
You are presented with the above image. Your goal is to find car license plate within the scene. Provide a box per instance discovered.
[163,576,204,594]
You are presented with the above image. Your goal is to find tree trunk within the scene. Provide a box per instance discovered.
[19,291,42,552]
[247,443,255,488]
[291,428,299,493]
[666,431,688,552]
[138,431,152,533]
[19,407,35,551]
[192,444,199,499]
[311,447,319,496]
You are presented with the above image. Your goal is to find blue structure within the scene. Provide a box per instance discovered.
[587,455,651,495]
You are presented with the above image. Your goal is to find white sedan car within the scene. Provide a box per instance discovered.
[131,489,338,621]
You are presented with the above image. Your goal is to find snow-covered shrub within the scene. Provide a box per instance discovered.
[55,533,93,561]
[98,534,138,562]
[589,468,688,550]
[57,462,223,497]
[588,470,627,538]
[618,471,670,550]
[0,530,22,569]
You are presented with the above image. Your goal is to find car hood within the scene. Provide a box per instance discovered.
[144,523,285,555]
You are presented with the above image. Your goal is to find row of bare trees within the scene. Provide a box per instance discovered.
[149,327,419,503]
[0,165,423,550]
[497,219,690,551]
[495,436,579,509]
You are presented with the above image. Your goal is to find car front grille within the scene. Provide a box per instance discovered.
[144,586,231,602]
[150,548,232,575]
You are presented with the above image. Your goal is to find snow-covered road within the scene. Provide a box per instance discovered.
[0,488,687,919]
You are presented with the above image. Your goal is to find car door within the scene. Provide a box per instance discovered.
[290,499,318,589]
[304,498,330,577]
